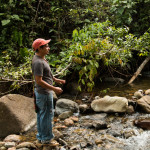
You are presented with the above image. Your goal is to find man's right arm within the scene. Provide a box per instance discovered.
[35,76,63,94]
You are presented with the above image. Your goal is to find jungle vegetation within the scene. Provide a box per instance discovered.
[0,0,150,94]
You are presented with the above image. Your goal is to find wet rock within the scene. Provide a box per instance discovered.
[134,118,150,130]
[95,139,103,145]
[137,95,150,113]
[91,95,128,113]
[70,145,80,150]
[101,134,121,143]
[64,118,74,126]
[0,94,36,138]
[59,147,67,150]
[58,138,67,146]
[82,95,89,101]
[134,90,144,99]
[79,104,88,113]
[69,116,79,122]
[92,121,107,130]
[127,105,134,114]
[58,111,73,120]
[4,142,16,148]
[54,123,67,130]
[0,142,5,147]
[80,142,87,148]
[81,121,93,128]
[123,129,136,138]
[0,147,7,150]
[145,89,150,95]
[16,142,36,149]
[55,99,79,115]
[107,123,123,137]
[94,96,100,100]
[7,147,16,150]
[4,134,22,142]
[53,129,63,140]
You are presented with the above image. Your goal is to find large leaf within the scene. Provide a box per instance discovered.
[1,19,10,26]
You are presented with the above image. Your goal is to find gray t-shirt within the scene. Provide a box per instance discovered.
[32,55,53,94]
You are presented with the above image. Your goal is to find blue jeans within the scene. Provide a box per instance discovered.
[34,90,54,142]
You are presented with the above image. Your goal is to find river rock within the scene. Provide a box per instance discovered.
[134,118,150,130]
[127,105,134,114]
[145,89,150,95]
[101,134,121,143]
[53,129,63,140]
[4,134,22,142]
[137,95,150,113]
[69,116,79,122]
[55,98,79,115]
[0,142,5,147]
[134,90,143,99]
[123,129,136,138]
[64,118,74,126]
[79,104,88,113]
[91,95,128,113]
[16,142,36,149]
[0,94,36,138]
[4,142,16,148]
[8,147,16,150]
[58,111,73,120]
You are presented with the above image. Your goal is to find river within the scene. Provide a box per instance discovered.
[2,76,150,150]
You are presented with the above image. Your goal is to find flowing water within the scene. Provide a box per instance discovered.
[94,76,150,150]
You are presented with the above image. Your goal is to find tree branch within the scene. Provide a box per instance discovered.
[128,57,150,84]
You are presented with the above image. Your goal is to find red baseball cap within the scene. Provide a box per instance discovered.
[32,38,51,51]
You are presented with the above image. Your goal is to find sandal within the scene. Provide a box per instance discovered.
[42,140,59,146]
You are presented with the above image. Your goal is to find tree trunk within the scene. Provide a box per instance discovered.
[128,57,150,84]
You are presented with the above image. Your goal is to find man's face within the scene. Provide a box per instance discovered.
[40,44,50,55]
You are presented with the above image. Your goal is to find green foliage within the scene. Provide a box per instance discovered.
[110,0,150,35]
[57,21,150,91]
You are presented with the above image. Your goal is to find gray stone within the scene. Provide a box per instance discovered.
[0,94,36,138]
[58,111,73,120]
[55,98,79,115]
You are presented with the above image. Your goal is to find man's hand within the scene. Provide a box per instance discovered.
[53,87,63,95]
[58,80,66,84]
[53,77,66,85]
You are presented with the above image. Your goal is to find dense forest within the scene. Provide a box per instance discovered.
[0,0,150,94]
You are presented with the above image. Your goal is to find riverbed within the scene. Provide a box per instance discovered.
[18,77,150,150]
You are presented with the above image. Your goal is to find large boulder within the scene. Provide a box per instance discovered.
[91,95,128,113]
[0,94,36,138]
[137,95,150,113]
[55,98,79,115]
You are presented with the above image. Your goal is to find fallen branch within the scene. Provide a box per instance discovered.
[128,57,150,84]
[54,63,72,77]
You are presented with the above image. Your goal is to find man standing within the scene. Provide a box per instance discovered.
[32,38,65,145]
